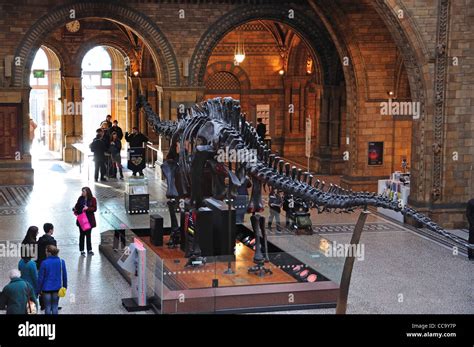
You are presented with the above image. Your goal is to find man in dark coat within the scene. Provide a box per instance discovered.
[467,198,474,260]
[125,127,148,147]
[35,223,56,311]
[125,127,148,176]
[36,223,57,270]
[90,128,108,182]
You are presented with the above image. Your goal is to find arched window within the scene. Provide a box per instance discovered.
[81,46,127,143]
[81,46,113,142]
[29,46,62,159]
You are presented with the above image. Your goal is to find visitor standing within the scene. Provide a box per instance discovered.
[37,223,56,270]
[21,225,38,260]
[100,121,111,147]
[36,223,56,311]
[268,189,282,231]
[38,245,67,315]
[110,132,124,180]
[125,127,148,176]
[18,256,38,298]
[73,187,97,256]
[102,114,112,129]
[109,120,123,140]
[90,128,108,182]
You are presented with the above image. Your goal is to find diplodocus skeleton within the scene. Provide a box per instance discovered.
[137,95,468,249]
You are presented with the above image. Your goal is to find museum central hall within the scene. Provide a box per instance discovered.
[0,0,472,316]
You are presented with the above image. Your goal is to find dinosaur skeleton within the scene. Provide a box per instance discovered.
[137,95,469,250]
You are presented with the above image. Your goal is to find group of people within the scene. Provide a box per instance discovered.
[0,224,67,315]
[90,114,149,182]
[0,186,100,314]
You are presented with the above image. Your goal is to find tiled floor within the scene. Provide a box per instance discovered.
[0,158,472,314]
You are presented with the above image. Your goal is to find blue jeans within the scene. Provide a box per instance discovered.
[42,291,59,315]
[268,209,281,227]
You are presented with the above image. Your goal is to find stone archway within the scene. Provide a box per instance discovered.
[40,39,72,74]
[370,0,432,207]
[188,4,358,176]
[12,1,180,88]
[73,35,138,76]
[188,5,341,88]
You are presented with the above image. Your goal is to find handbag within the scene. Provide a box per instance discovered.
[58,258,67,298]
[77,212,91,231]
[26,285,37,315]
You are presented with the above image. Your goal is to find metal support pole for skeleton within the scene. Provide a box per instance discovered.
[336,210,369,314]
[224,175,234,274]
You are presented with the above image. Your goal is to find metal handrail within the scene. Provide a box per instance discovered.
[146,141,160,168]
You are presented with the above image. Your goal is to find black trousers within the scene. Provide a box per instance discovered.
[94,160,106,180]
[79,228,92,252]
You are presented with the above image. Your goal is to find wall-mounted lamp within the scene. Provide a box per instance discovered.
[133,71,139,77]
[279,69,285,76]
[387,90,395,98]
[306,56,313,75]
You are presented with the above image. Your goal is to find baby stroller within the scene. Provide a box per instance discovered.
[287,198,313,235]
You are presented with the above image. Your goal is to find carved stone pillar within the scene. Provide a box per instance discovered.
[62,76,82,163]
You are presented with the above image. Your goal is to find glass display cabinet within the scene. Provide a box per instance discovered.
[124,176,149,214]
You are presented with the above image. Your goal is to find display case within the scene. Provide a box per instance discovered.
[377,172,410,222]
[124,176,149,214]
[99,200,347,314]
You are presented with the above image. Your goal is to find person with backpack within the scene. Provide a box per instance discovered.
[0,269,37,314]
[38,245,67,315]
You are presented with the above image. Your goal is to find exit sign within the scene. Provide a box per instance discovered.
[101,70,112,79]
[33,70,45,78]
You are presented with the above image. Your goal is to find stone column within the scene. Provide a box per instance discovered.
[62,76,82,163]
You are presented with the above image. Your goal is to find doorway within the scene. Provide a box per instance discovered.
[29,46,62,161]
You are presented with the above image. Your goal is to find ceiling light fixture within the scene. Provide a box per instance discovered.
[234,33,245,65]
